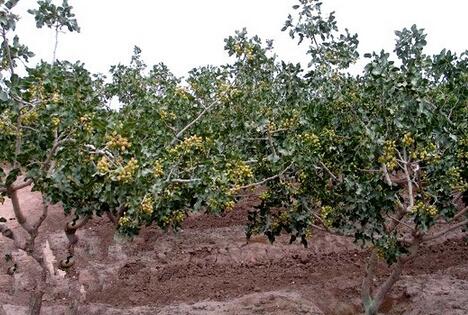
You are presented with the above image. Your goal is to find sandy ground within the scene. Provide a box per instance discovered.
[0,186,467,315]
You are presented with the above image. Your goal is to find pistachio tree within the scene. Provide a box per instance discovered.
[0,0,99,313]
[244,1,467,314]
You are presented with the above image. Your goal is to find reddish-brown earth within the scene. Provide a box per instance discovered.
[0,187,467,314]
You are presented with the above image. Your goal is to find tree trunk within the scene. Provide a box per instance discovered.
[28,259,48,315]
[28,290,45,315]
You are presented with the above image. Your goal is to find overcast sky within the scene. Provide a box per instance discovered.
[13,0,468,78]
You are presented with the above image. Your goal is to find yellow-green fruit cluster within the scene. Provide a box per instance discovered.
[457,137,468,160]
[321,128,336,141]
[106,132,131,151]
[320,205,334,227]
[51,116,61,128]
[266,121,277,133]
[50,92,61,103]
[175,86,190,100]
[80,114,94,133]
[220,200,235,211]
[280,112,300,129]
[28,83,45,100]
[411,201,438,217]
[118,215,132,227]
[299,132,321,148]
[169,135,204,155]
[0,111,16,135]
[116,158,139,183]
[378,140,397,170]
[172,211,186,224]
[153,160,164,177]
[227,161,254,184]
[140,195,154,215]
[233,43,254,60]
[259,191,270,201]
[217,82,240,103]
[402,132,414,146]
[447,166,465,189]
[410,143,438,162]
[271,211,290,230]
[159,109,176,121]
[20,110,39,126]
[97,156,110,173]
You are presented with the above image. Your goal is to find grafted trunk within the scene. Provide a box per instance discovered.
[28,290,45,315]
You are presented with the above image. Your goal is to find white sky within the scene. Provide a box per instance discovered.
[13,0,468,78]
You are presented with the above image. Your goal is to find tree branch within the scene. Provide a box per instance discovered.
[2,27,16,78]
[0,224,25,250]
[52,25,59,64]
[33,197,49,231]
[386,214,414,231]
[362,250,378,312]
[170,178,201,184]
[170,101,217,145]
[452,206,467,222]
[7,188,34,233]
[401,152,414,210]
[237,163,293,190]
[422,219,468,242]
[381,164,393,186]
[318,161,337,180]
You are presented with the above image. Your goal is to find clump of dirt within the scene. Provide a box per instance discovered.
[0,187,467,314]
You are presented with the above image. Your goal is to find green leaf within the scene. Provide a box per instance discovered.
[0,91,9,101]
[6,169,20,187]
[5,0,20,10]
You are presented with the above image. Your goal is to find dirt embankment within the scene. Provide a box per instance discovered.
[0,187,467,314]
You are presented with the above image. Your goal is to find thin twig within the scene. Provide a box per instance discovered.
[237,163,293,190]
[318,161,337,180]
[170,178,201,184]
[386,214,414,230]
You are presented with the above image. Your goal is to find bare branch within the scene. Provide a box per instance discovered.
[1,27,16,78]
[422,219,468,242]
[33,197,49,231]
[386,214,414,231]
[0,224,25,250]
[11,179,33,191]
[237,163,293,190]
[452,206,467,222]
[401,152,414,211]
[381,164,393,186]
[52,25,59,64]
[170,178,201,184]
[385,206,408,234]
[7,188,34,233]
[21,125,40,133]
[170,101,217,145]
[318,161,337,180]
